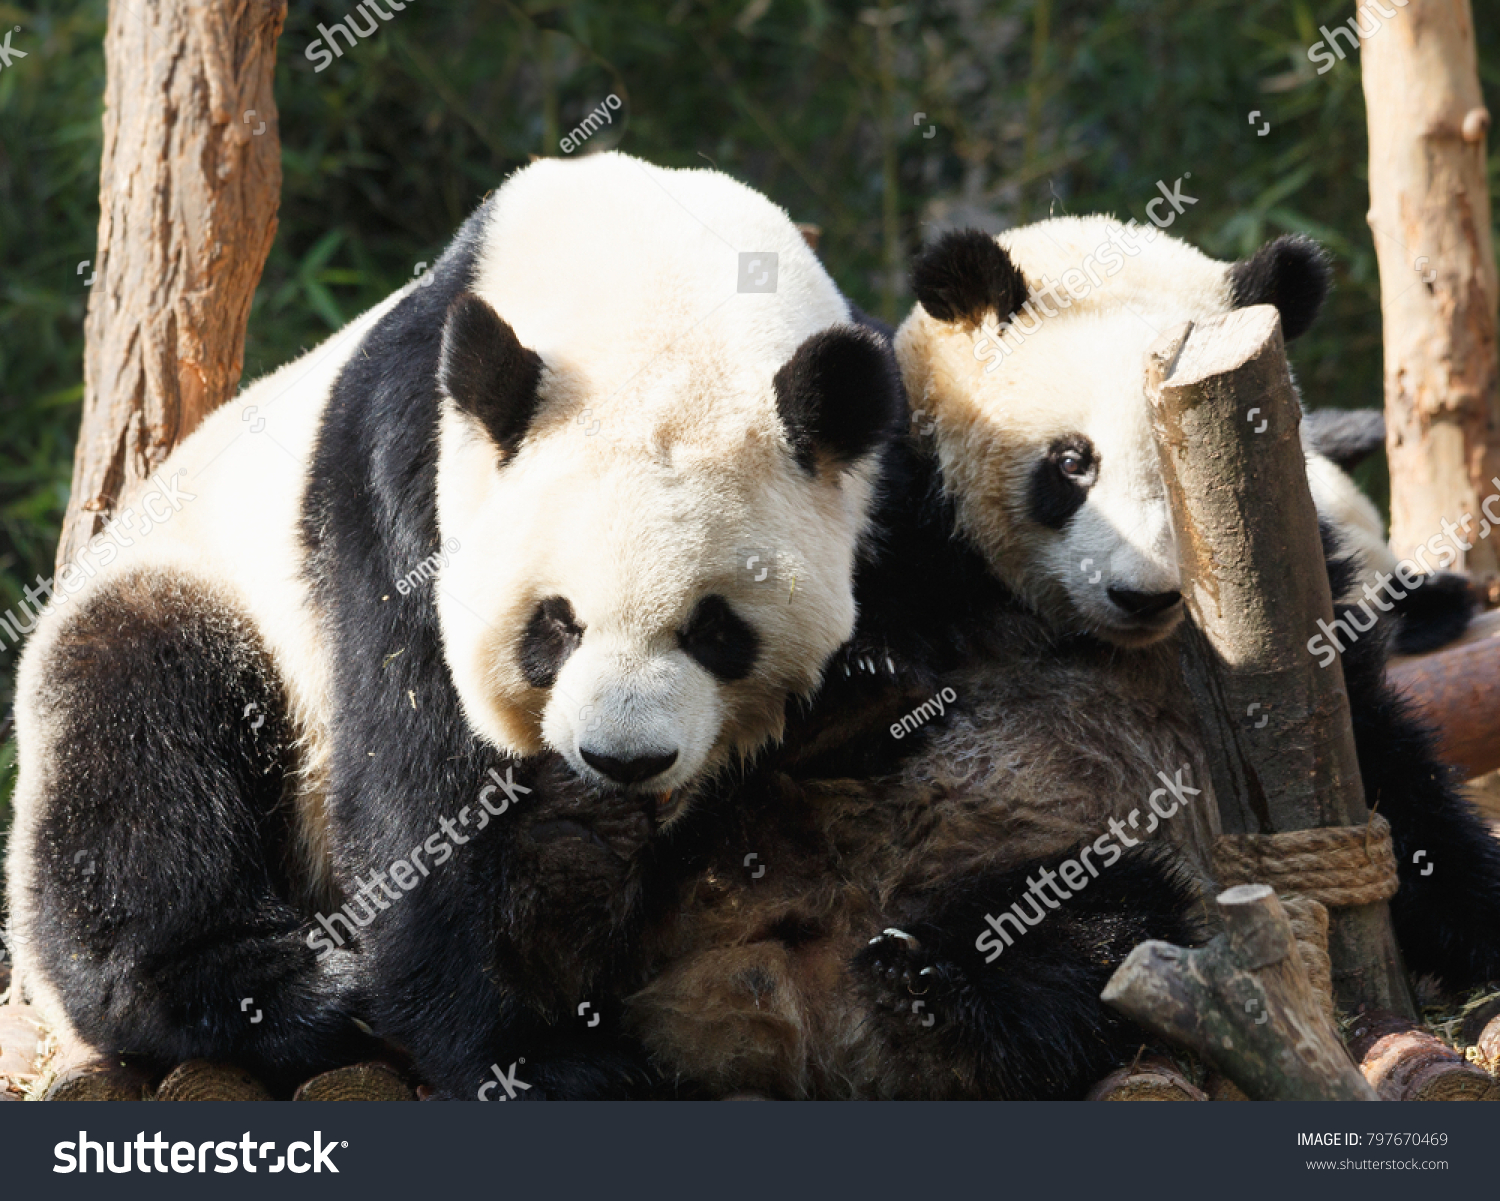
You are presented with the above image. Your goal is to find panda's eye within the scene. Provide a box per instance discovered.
[1048,438,1097,487]
[678,594,760,682]
[519,596,584,688]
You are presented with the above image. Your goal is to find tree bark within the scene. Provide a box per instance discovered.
[57,0,287,570]
[1147,307,1415,1016]
[1362,0,1499,574]
[1102,885,1379,1102]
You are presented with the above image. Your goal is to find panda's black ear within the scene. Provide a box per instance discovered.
[1228,235,1332,341]
[911,229,1029,326]
[438,292,545,456]
[774,325,902,473]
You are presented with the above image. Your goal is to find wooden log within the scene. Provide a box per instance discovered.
[1148,307,1415,1016]
[154,1060,273,1102]
[1348,1009,1499,1101]
[1204,1074,1250,1102]
[43,1057,156,1102]
[1102,884,1378,1101]
[1388,634,1500,780]
[57,0,288,567]
[0,1003,45,1088]
[1460,995,1500,1068]
[293,1062,416,1102]
[1085,1054,1207,1101]
[1363,0,1500,576]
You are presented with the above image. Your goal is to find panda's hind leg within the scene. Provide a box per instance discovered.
[9,570,370,1090]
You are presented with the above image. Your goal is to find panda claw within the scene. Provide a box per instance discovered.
[881,927,917,946]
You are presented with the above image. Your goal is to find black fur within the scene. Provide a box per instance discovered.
[774,324,902,473]
[1301,407,1386,471]
[299,199,661,1099]
[677,595,760,682]
[1324,524,1500,990]
[853,844,1200,1099]
[1228,234,1332,341]
[24,573,375,1094]
[437,292,545,457]
[911,229,1029,326]
[1387,572,1475,655]
[519,596,584,689]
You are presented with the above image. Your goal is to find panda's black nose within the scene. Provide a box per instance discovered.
[580,747,679,785]
[1107,588,1182,618]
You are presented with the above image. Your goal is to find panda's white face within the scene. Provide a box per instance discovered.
[897,217,1333,648]
[436,406,876,815]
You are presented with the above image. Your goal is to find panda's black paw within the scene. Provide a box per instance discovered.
[852,927,970,1030]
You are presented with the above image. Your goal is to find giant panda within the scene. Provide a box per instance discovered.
[3,152,903,1098]
[621,217,1500,1100]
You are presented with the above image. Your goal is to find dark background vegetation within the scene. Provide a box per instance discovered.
[2,0,1500,833]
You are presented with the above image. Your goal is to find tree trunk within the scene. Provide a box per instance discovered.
[1363,0,1499,574]
[1147,307,1415,1017]
[57,0,287,570]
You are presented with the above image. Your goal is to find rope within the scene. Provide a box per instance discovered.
[1280,894,1334,1019]
[1212,813,1399,908]
[1212,814,1399,1018]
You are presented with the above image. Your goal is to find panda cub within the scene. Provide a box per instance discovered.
[624,218,1500,1100]
[4,153,902,1098]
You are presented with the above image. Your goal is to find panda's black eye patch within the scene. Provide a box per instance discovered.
[520,596,583,689]
[1028,436,1098,530]
[678,595,759,682]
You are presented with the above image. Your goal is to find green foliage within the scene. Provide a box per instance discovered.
[1,0,1498,833]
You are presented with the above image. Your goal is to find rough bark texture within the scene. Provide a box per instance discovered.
[1147,307,1414,1016]
[1102,885,1379,1101]
[1363,0,1499,574]
[58,0,287,569]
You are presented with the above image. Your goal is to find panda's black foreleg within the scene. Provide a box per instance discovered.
[1340,618,1500,990]
[340,749,662,1099]
[18,574,374,1091]
[851,844,1200,1099]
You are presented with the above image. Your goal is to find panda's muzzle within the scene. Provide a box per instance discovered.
[579,746,679,786]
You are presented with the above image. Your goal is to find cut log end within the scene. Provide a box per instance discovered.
[1348,1009,1499,1102]
[154,1060,273,1102]
[293,1062,416,1102]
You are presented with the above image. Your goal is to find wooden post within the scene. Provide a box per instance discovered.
[1147,307,1415,1016]
[1102,885,1378,1101]
[57,0,287,568]
[1362,0,1499,575]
